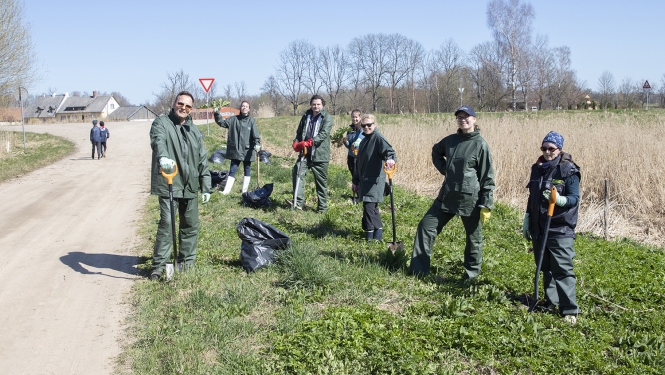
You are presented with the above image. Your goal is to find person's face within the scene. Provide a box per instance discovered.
[173,95,193,121]
[456,112,476,133]
[310,99,323,114]
[351,112,361,127]
[540,142,561,161]
[240,102,250,116]
[361,119,376,135]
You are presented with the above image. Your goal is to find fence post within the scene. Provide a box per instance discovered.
[604,178,609,240]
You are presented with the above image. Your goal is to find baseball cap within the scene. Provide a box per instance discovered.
[454,105,476,117]
[92,120,98,124]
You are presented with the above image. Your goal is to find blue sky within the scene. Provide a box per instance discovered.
[25,0,665,105]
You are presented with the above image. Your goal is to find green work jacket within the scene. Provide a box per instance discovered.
[150,111,212,198]
[213,113,260,162]
[293,109,333,163]
[353,130,396,203]
[433,129,495,216]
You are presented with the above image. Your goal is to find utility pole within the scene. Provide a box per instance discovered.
[18,87,27,149]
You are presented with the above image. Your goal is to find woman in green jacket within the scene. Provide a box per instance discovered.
[409,106,495,279]
[352,114,396,243]
[214,101,261,194]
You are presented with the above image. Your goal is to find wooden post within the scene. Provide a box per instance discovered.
[604,179,609,240]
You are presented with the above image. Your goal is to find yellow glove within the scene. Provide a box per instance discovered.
[480,207,491,225]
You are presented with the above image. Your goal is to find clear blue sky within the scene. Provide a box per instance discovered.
[25,0,665,105]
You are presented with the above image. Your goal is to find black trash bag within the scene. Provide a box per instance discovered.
[242,183,273,208]
[237,217,291,272]
[210,170,229,189]
[209,149,227,164]
[258,150,272,164]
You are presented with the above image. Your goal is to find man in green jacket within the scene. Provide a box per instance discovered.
[409,106,495,280]
[290,95,333,213]
[149,91,212,280]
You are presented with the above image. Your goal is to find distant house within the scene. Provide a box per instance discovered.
[24,91,119,123]
[108,105,158,121]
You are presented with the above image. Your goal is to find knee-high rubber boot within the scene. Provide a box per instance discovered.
[221,176,235,195]
[242,176,251,193]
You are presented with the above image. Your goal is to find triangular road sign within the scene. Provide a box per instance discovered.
[643,80,651,89]
[199,78,215,93]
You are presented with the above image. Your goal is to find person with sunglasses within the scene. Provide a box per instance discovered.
[523,131,581,323]
[409,105,495,280]
[351,114,396,243]
[149,91,212,280]
[213,101,261,195]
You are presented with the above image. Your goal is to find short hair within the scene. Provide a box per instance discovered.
[174,91,194,104]
[310,94,325,107]
[100,121,105,126]
[361,113,376,125]
[239,100,251,110]
[351,109,362,116]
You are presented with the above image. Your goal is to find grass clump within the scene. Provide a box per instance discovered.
[0,131,75,183]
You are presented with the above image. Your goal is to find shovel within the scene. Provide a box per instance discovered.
[292,147,307,210]
[352,147,359,204]
[161,165,179,281]
[256,149,261,189]
[528,186,557,313]
[383,163,403,254]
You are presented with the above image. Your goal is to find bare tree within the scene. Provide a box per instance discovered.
[234,81,247,101]
[430,39,465,112]
[109,91,133,106]
[318,45,349,115]
[487,0,535,111]
[274,40,312,115]
[261,75,284,114]
[468,41,506,111]
[597,70,616,110]
[151,69,196,115]
[384,34,411,113]
[531,35,555,110]
[0,0,38,100]
[617,77,639,109]
[403,39,425,113]
[349,34,390,112]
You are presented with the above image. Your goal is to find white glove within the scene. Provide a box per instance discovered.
[201,193,210,204]
[254,144,261,152]
[352,138,362,149]
[159,157,176,173]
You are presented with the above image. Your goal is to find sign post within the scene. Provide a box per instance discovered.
[18,87,27,149]
[458,87,464,107]
[199,78,215,135]
[643,80,651,110]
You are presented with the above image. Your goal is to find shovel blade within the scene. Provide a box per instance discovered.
[165,264,174,281]
[387,241,404,254]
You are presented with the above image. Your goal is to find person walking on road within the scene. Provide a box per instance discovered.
[409,105,495,280]
[352,114,396,243]
[213,101,261,195]
[149,91,212,280]
[90,120,102,160]
[523,131,581,324]
[99,121,110,158]
[289,95,333,213]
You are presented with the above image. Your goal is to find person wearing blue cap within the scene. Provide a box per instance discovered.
[523,131,581,323]
[409,105,495,280]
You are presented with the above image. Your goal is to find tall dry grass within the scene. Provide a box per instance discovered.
[329,110,665,246]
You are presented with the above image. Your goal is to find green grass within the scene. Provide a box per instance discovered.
[122,120,665,374]
[0,131,75,183]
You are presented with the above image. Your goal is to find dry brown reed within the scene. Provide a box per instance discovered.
[328,111,665,246]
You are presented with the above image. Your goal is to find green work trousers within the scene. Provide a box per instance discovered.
[409,200,483,279]
[292,158,329,212]
[532,236,580,316]
[152,196,199,273]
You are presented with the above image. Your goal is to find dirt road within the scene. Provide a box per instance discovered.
[0,121,152,374]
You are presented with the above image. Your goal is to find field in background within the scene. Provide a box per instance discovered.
[257,110,665,246]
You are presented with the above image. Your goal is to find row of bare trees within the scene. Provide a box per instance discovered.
[597,71,664,110]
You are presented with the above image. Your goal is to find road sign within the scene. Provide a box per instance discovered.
[199,78,215,93]
[643,80,651,89]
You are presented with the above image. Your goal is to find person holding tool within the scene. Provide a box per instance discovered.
[352,114,396,243]
[409,105,495,280]
[524,131,581,323]
[288,95,333,213]
[213,101,261,195]
[149,91,211,280]
[343,109,365,204]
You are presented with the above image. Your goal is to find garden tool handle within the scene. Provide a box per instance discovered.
[160,164,178,185]
[547,187,556,216]
[383,163,396,179]
[353,148,358,156]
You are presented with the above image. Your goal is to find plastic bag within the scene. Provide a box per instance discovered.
[209,149,227,164]
[237,217,291,272]
[242,183,273,208]
[210,170,229,189]
[258,150,272,164]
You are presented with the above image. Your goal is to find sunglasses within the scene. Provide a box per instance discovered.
[456,115,470,120]
[361,122,374,128]
[176,102,193,111]
[540,146,559,152]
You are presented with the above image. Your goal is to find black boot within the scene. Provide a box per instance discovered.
[365,230,374,244]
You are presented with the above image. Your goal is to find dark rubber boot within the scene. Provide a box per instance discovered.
[374,228,383,242]
[365,231,374,244]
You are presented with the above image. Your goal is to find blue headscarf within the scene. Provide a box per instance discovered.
[542,131,564,150]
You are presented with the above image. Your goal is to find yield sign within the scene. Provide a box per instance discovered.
[643,80,651,89]
[199,78,215,93]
